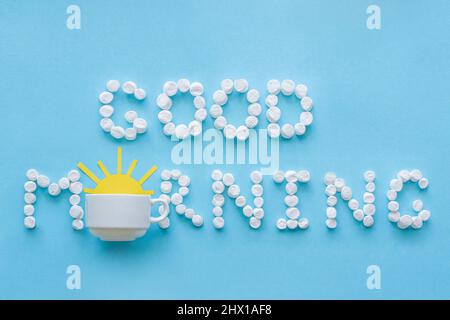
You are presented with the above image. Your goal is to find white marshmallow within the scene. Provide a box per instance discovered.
[386,189,397,201]
[163,81,178,97]
[249,216,261,229]
[171,193,183,206]
[213,216,225,229]
[24,181,37,193]
[106,80,120,93]
[388,201,399,212]
[188,120,202,137]
[299,112,313,126]
[334,178,345,191]
[340,186,352,200]
[192,214,203,227]
[363,215,374,227]
[223,124,237,139]
[296,170,310,183]
[194,108,207,122]
[24,216,36,229]
[156,93,172,110]
[214,116,227,130]
[284,195,299,207]
[294,123,306,136]
[272,170,284,183]
[212,194,225,207]
[67,170,80,182]
[236,125,250,141]
[58,177,70,190]
[110,126,125,139]
[235,195,246,207]
[411,216,423,229]
[158,110,172,124]
[300,96,313,111]
[266,106,281,123]
[48,183,61,196]
[348,199,359,210]
[326,207,337,219]
[69,181,83,194]
[253,208,264,219]
[276,218,287,230]
[325,184,337,196]
[163,122,176,136]
[134,88,146,100]
[178,187,190,197]
[177,79,190,93]
[211,169,223,181]
[267,79,281,94]
[234,79,249,93]
[99,91,113,104]
[159,217,170,229]
[37,175,50,188]
[212,206,223,217]
[281,123,295,139]
[178,175,190,187]
[248,103,262,116]
[213,90,228,105]
[410,169,423,182]
[267,123,280,138]
[365,182,376,193]
[194,96,206,109]
[398,215,413,229]
[388,211,400,222]
[122,81,137,94]
[418,210,431,221]
[220,79,234,94]
[287,219,298,230]
[326,218,337,229]
[212,181,225,194]
[324,172,337,185]
[99,105,114,118]
[285,182,297,195]
[389,179,403,192]
[69,194,81,206]
[250,171,263,184]
[210,102,223,119]
[222,173,235,186]
[190,82,204,96]
[363,192,375,204]
[253,197,264,208]
[353,209,364,221]
[418,178,429,189]
[327,196,338,207]
[397,170,410,182]
[295,84,308,99]
[227,184,241,198]
[285,170,297,183]
[160,181,172,193]
[364,170,376,182]
[24,204,35,216]
[69,205,84,219]
[251,184,264,197]
[26,169,39,181]
[125,127,137,141]
[363,203,376,216]
[265,94,278,107]
[298,218,309,229]
[243,205,253,217]
[175,204,187,214]
[246,89,260,103]
[280,79,295,95]
[184,208,195,219]
[133,118,147,134]
[100,118,114,132]
[412,199,423,212]
[175,124,189,140]
[286,207,300,220]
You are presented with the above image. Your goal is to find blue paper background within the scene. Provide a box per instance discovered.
[0,0,449,299]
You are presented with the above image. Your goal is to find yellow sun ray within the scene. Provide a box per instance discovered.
[117,147,123,174]
[77,162,101,184]
[97,160,110,177]
[126,160,138,176]
[78,147,157,195]
[138,165,158,185]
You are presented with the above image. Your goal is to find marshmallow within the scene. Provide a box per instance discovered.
[106,80,120,93]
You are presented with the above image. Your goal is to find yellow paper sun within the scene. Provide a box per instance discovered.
[77,147,157,195]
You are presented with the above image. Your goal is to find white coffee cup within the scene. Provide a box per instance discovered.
[85,194,169,241]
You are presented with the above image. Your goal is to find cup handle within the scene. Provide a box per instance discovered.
[149,197,169,223]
